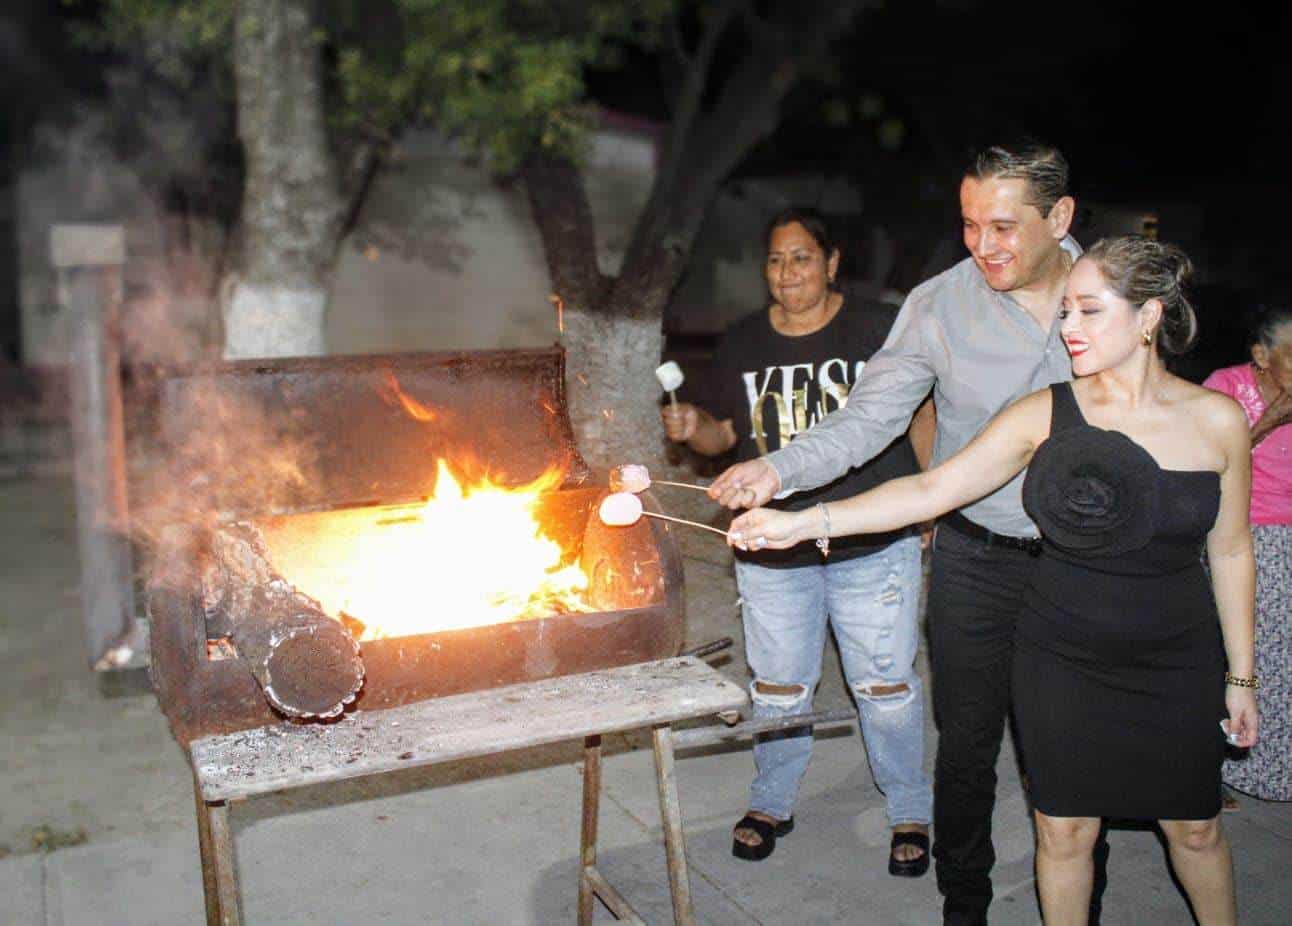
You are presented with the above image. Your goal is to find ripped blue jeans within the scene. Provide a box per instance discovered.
[735,535,932,827]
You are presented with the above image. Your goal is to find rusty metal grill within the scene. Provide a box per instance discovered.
[142,347,687,744]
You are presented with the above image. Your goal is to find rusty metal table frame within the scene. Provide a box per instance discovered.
[188,656,747,925]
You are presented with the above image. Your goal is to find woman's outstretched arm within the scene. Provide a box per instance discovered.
[730,389,1051,550]
[1203,393,1259,748]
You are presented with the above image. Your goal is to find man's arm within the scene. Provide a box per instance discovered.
[728,389,1048,548]
[709,296,938,508]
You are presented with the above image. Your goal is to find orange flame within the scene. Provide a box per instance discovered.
[257,461,591,639]
[380,371,439,422]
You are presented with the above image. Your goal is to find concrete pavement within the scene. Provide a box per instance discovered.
[2,475,1289,924]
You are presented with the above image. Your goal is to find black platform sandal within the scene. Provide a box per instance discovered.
[888,830,930,877]
[731,813,795,862]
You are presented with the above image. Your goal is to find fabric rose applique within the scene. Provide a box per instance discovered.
[1022,426,1161,558]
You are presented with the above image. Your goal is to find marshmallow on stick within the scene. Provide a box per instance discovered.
[598,492,645,525]
[598,492,728,537]
[610,463,708,494]
[655,361,684,412]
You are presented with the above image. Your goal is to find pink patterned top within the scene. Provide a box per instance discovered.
[1203,363,1292,524]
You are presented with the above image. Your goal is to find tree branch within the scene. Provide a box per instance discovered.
[668,14,691,70]
[659,0,743,184]
[738,0,781,51]
[520,153,608,314]
[613,0,869,316]
[337,137,385,240]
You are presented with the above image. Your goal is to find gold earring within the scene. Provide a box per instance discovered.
[1142,329,1154,346]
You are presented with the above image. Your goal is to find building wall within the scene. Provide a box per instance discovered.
[17,120,883,363]
[327,129,659,355]
[16,123,659,365]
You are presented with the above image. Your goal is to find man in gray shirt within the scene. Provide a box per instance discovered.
[710,141,1093,925]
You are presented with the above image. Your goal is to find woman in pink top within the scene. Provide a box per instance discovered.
[1204,303,1291,802]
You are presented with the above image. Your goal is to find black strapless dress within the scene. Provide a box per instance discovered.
[1015,382,1226,820]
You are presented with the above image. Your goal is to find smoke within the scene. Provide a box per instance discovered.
[15,18,238,366]
[17,89,317,565]
[123,368,325,610]
[5,14,321,544]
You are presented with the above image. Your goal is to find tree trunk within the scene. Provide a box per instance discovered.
[223,281,328,358]
[524,1,867,475]
[561,306,668,474]
[226,0,344,359]
[521,155,659,472]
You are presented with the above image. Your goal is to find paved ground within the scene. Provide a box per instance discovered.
[2,474,1289,924]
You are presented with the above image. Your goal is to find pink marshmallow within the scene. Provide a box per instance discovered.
[599,492,644,526]
[609,464,651,494]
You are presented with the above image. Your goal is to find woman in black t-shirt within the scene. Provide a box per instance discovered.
[661,208,934,874]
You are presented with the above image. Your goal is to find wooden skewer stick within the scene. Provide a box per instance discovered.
[650,479,710,493]
[641,511,729,537]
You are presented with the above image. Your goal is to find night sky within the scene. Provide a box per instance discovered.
[821,4,1272,206]
[3,0,1287,364]
[9,1,1285,221]
[870,0,1284,202]
[585,1,1287,295]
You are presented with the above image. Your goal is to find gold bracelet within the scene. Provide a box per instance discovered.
[1224,672,1259,689]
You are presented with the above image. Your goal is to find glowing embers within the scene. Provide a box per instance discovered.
[254,461,592,640]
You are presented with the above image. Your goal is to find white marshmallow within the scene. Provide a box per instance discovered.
[654,361,685,393]
[599,492,644,526]
[609,464,651,494]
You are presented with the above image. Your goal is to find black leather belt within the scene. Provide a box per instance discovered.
[942,510,1043,556]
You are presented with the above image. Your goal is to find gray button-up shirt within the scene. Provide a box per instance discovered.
[766,240,1080,537]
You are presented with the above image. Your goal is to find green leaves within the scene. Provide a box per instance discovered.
[83,0,674,173]
[72,0,232,87]
[329,0,672,172]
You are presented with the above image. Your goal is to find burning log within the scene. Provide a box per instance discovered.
[204,524,364,719]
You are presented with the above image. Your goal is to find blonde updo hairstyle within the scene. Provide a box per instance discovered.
[1083,236,1197,356]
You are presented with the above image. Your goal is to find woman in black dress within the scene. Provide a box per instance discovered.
[728,236,1259,925]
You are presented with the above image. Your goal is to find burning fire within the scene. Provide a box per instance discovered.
[379,370,439,422]
[259,461,592,639]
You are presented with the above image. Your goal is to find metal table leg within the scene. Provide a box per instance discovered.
[194,777,241,926]
[578,734,601,925]
[652,725,696,926]
[194,779,222,925]
[579,733,645,924]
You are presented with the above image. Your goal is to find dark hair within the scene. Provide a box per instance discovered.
[764,206,838,260]
[1083,236,1198,356]
[965,139,1070,217]
[1248,302,1292,349]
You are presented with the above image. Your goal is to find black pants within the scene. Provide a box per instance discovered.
[928,524,1109,923]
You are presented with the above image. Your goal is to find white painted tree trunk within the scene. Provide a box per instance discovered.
[223,280,327,359]
[227,0,342,360]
